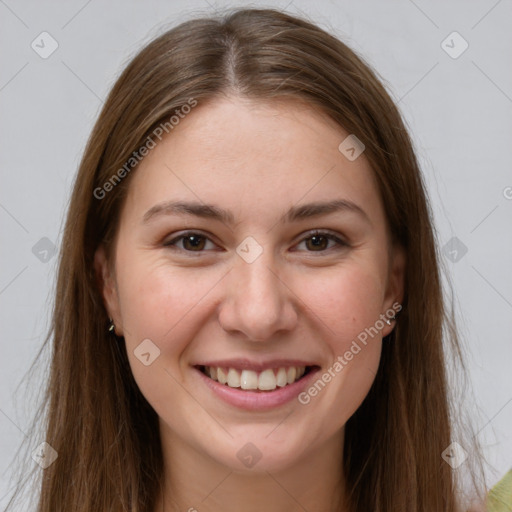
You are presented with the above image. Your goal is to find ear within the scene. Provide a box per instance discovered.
[381,243,406,338]
[94,245,123,336]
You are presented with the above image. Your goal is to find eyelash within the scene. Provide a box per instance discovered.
[163,230,349,255]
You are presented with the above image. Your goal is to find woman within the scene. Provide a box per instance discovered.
[5,7,490,512]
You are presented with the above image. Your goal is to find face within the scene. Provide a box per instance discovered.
[96,96,405,473]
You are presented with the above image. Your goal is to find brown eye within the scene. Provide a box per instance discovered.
[295,231,348,253]
[182,234,206,251]
[305,234,330,251]
[164,232,215,252]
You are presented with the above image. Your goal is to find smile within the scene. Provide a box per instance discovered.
[198,365,310,392]
[193,359,321,410]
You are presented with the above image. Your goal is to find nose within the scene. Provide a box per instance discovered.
[218,250,298,342]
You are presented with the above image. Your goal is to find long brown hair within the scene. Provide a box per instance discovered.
[5,8,485,512]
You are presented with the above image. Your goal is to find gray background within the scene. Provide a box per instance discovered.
[1,0,511,506]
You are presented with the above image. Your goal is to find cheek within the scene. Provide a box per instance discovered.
[114,252,227,376]
[299,261,385,416]
[306,261,386,346]
[114,258,220,413]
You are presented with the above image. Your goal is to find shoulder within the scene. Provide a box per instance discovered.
[486,469,512,512]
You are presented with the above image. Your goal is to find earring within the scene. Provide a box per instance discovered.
[108,318,116,334]
[383,307,400,336]
[385,313,398,326]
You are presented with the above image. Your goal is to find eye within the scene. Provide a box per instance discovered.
[294,230,349,253]
[163,229,349,255]
[164,231,217,252]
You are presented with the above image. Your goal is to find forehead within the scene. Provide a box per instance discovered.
[121,96,385,229]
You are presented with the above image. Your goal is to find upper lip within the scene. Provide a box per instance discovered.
[194,358,318,372]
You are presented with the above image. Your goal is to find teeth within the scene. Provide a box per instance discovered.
[203,366,307,391]
[258,369,277,390]
[240,369,258,390]
[227,368,240,388]
[276,367,287,387]
[217,367,228,384]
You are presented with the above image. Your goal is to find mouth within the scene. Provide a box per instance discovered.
[195,364,316,392]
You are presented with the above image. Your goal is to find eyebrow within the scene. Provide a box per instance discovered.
[142,199,371,226]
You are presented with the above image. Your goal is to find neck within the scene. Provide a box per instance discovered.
[154,423,348,512]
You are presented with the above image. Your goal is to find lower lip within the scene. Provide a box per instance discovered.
[194,367,320,411]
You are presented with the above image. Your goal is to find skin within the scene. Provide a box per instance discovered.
[95,95,405,512]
